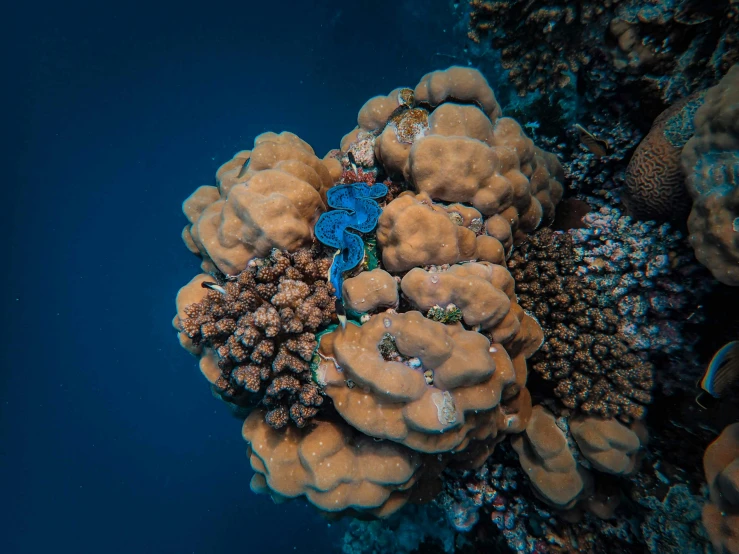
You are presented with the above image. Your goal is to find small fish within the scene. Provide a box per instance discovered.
[201,281,227,295]
[335,298,347,329]
[575,124,609,158]
[347,151,358,174]
[700,341,739,397]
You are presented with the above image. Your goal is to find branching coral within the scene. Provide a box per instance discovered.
[175,247,334,428]
[509,227,654,421]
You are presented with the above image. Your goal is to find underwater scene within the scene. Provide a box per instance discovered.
[5,0,739,552]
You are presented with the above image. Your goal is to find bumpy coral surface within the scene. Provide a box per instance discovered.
[509,227,654,421]
[682,64,739,286]
[244,410,421,517]
[315,311,528,454]
[511,406,588,509]
[376,192,505,271]
[570,416,642,475]
[342,268,398,314]
[703,423,739,554]
[182,132,334,275]
[174,247,334,428]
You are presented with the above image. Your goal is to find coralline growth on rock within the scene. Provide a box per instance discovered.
[174,247,334,429]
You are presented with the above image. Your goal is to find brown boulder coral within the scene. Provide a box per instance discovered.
[511,405,590,509]
[570,416,644,475]
[243,410,422,517]
[703,423,739,554]
[414,66,502,121]
[400,262,513,334]
[314,311,525,454]
[342,268,398,314]
[682,65,739,286]
[376,192,505,272]
[182,132,334,275]
[174,247,334,428]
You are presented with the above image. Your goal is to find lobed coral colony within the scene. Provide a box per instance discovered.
[174,58,739,554]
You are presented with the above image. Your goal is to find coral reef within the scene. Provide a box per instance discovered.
[682,65,739,286]
[640,484,711,554]
[466,0,738,106]
[703,423,739,553]
[174,247,334,428]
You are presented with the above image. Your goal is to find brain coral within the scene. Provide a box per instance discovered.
[314,311,527,454]
[703,423,739,554]
[244,410,421,517]
[624,91,706,222]
[182,132,335,275]
[682,64,739,286]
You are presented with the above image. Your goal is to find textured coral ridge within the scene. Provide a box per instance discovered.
[682,64,739,286]
[174,247,334,429]
[315,311,527,454]
[509,227,654,422]
[182,132,336,276]
[243,410,421,517]
[703,423,739,554]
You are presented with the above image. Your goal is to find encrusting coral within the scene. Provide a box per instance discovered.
[174,247,334,428]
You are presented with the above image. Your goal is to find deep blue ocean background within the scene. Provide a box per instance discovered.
[2,1,464,552]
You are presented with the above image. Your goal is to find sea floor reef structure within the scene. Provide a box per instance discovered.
[173,64,739,552]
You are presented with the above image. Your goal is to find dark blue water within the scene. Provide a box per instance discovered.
[2,1,458,552]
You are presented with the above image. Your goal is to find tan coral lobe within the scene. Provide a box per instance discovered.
[318,311,519,454]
